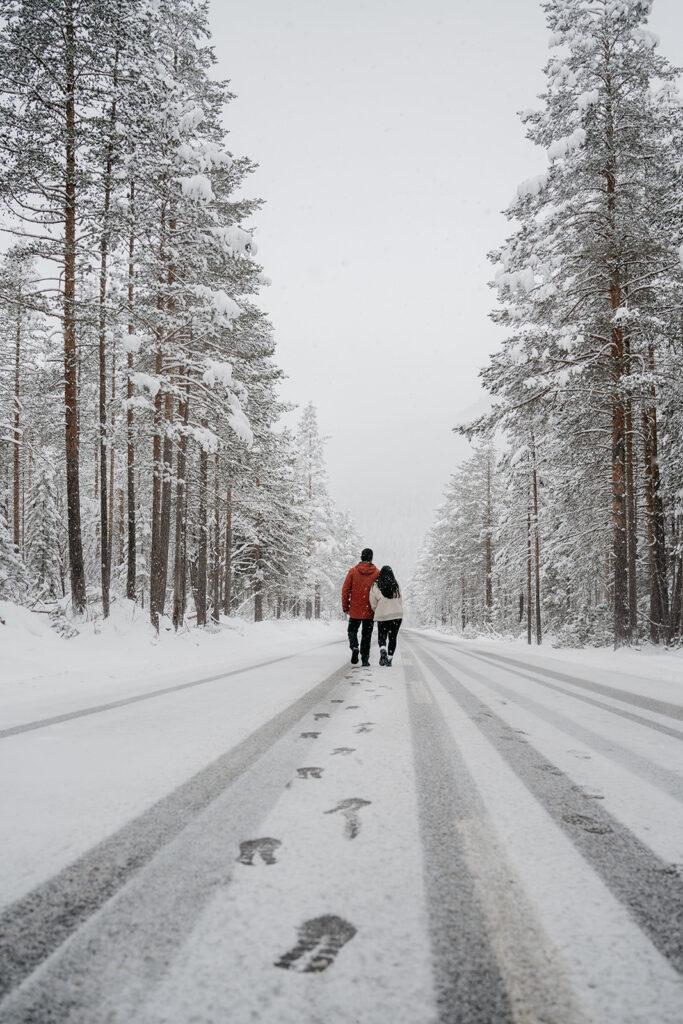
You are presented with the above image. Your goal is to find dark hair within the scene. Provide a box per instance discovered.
[377,565,400,599]
[361,548,373,562]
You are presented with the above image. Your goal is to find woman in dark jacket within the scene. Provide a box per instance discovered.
[369,565,403,666]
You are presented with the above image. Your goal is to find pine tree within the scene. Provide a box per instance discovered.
[26,457,65,600]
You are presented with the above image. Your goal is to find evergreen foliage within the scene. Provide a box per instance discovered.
[0,0,357,627]
[414,0,683,648]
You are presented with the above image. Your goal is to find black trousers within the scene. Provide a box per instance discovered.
[377,619,402,657]
[348,618,374,661]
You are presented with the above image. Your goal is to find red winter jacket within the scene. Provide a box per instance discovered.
[341,562,380,620]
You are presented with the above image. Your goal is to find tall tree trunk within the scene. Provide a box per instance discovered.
[98,190,112,617]
[624,377,638,639]
[172,374,190,630]
[223,486,232,615]
[155,208,177,617]
[530,434,542,645]
[196,432,208,627]
[97,34,121,618]
[254,543,263,622]
[605,76,628,647]
[254,478,263,623]
[126,181,137,600]
[63,1,87,614]
[149,205,167,627]
[527,503,532,646]
[118,488,124,566]
[642,343,669,642]
[212,452,220,623]
[13,287,21,550]
[485,455,493,612]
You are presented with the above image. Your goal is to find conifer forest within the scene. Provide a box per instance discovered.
[413,0,683,648]
[0,0,359,630]
[1,0,683,650]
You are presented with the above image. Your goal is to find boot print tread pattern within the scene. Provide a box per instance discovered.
[237,838,282,866]
[324,798,371,839]
[274,915,357,973]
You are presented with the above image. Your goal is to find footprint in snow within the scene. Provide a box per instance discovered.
[534,763,562,776]
[237,838,281,866]
[562,813,612,835]
[275,915,357,973]
[325,798,371,839]
[297,766,324,780]
[332,747,356,756]
[345,705,359,710]
[355,722,374,734]
[330,699,344,704]
[314,713,330,721]
[300,731,320,739]
[572,784,604,800]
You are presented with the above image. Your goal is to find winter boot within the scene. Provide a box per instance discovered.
[361,656,370,667]
[350,648,359,665]
[386,656,393,667]
[379,647,388,667]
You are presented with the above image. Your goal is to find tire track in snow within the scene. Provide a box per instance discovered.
[0,640,345,740]
[418,633,683,806]
[0,660,349,1007]
[413,633,683,724]
[410,638,683,977]
[405,649,515,1024]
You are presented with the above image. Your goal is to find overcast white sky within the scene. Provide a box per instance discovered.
[210,0,683,583]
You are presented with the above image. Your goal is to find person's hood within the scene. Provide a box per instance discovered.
[355,562,378,575]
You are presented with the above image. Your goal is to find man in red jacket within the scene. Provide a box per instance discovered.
[341,548,380,666]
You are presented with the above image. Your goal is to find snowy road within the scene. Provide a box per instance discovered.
[1,631,682,1023]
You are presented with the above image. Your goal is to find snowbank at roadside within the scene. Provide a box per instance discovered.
[0,598,342,723]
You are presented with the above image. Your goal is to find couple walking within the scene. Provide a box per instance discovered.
[341,548,403,667]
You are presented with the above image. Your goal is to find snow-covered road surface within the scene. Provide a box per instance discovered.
[1,630,682,1023]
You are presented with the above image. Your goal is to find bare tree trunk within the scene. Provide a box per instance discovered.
[98,213,111,616]
[126,181,137,601]
[96,39,120,618]
[485,455,493,612]
[109,349,115,555]
[172,374,189,630]
[212,452,220,623]
[642,343,669,642]
[118,487,124,566]
[64,1,87,614]
[223,486,232,615]
[149,279,165,625]
[530,435,542,645]
[625,391,638,639]
[254,543,263,622]
[196,431,208,627]
[527,503,532,645]
[605,81,628,647]
[155,208,177,619]
[13,288,21,550]
[314,580,321,619]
